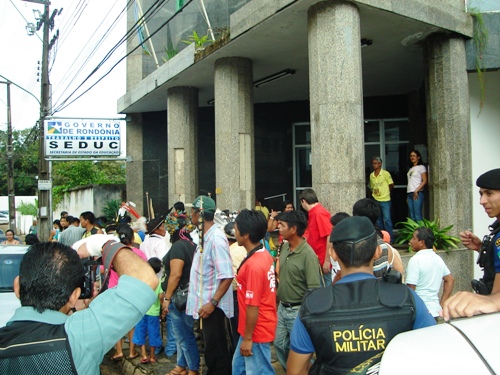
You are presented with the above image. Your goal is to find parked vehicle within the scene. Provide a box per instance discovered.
[380,312,500,374]
[0,234,23,244]
[0,213,8,225]
[0,245,30,327]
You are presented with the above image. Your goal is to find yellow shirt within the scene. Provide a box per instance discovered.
[255,205,269,220]
[369,169,393,202]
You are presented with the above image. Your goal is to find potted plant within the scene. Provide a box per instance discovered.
[182,31,213,51]
[162,46,178,62]
[394,218,460,253]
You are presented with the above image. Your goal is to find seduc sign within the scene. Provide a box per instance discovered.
[44,118,126,158]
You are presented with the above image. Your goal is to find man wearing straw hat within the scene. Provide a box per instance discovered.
[186,195,234,375]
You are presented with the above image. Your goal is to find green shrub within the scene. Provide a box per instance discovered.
[17,200,38,217]
[395,217,460,252]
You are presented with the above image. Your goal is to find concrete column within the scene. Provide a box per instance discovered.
[425,34,472,234]
[308,0,365,214]
[214,57,254,211]
[126,114,145,215]
[167,87,199,208]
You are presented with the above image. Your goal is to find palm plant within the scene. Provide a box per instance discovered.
[182,31,213,49]
[395,217,460,253]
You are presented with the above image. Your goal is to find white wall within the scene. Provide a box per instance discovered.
[0,196,37,234]
[54,188,95,220]
[469,70,500,278]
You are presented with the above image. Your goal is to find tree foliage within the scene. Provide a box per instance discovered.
[52,160,126,206]
[0,128,39,196]
[0,128,126,204]
[17,199,38,216]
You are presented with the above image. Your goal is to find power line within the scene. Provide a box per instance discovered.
[52,0,132,103]
[52,0,172,114]
[8,0,42,42]
[0,74,41,106]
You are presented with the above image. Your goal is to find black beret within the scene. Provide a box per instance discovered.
[330,216,376,244]
[146,214,166,234]
[476,169,500,190]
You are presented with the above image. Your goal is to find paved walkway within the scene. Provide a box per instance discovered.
[100,340,285,375]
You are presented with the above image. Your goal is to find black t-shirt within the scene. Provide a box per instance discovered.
[162,239,196,291]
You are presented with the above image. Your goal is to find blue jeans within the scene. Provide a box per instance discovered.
[169,302,200,371]
[323,271,332,286]
[232,336,274,375]
[376,200,393,241]
[163,312,177,356]
[408,191,424,221]
[274,303,300,371]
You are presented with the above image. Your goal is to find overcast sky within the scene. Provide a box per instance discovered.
[0,0,127,132]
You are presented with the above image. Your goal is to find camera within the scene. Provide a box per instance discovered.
[383,266,402,284]
[80,258,103,299]
[471,278,492,296]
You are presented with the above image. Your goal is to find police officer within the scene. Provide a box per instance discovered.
[442,168,500,320]
[287,216,435,375]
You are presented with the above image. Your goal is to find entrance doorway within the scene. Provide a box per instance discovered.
[292,123,311,207]
[293,119,410,224]
[364,119,410,225]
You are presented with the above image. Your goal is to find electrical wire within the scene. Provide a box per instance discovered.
[51,0,175,114]
[56,0,88,48]
[8,0,43,42]
[50,0,137,109]
[51,0,134,103]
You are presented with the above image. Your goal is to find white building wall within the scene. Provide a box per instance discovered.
[469,70,500,278]
[0,196,37,234]
[54,188,95,219]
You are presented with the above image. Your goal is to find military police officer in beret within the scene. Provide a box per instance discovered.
[443,168,500,320]
[287,216,435,375]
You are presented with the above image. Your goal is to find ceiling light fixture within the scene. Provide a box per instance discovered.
[254,69,295,88]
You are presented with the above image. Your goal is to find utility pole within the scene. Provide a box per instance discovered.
[38,0,51,240]
[1,81,16,232]
[24,0,59,240]
[6,82,16,232]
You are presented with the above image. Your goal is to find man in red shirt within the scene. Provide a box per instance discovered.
[233,209,277,375]
[300,188,333,285]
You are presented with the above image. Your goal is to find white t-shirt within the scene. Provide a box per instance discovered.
[406,249,451,317]
[72,234,118,256]
[407,165,427,193]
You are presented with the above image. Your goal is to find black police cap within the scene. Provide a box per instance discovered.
[330,216,376,244]
[476,168,500,190]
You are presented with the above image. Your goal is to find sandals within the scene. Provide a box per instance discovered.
[110,353,123,361]
[167,366,187,375]
[128,353,139,360]
[150,356,157,363]
[140,357,149,364]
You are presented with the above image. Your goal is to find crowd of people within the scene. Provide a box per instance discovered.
[2,168,500,374]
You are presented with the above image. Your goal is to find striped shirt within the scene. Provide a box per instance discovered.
[186,224,234,319]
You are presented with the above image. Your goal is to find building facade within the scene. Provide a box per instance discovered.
[119,0,475,239]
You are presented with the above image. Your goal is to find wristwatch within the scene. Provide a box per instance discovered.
[163,297,170,302]
[210,298,219,307]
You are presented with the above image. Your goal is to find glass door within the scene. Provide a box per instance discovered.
[293,123,311,207]
[364,119,410,224]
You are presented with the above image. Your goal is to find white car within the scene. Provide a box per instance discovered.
[0,245,30,327]
[0,213,8,225]
[380,312,500,374]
